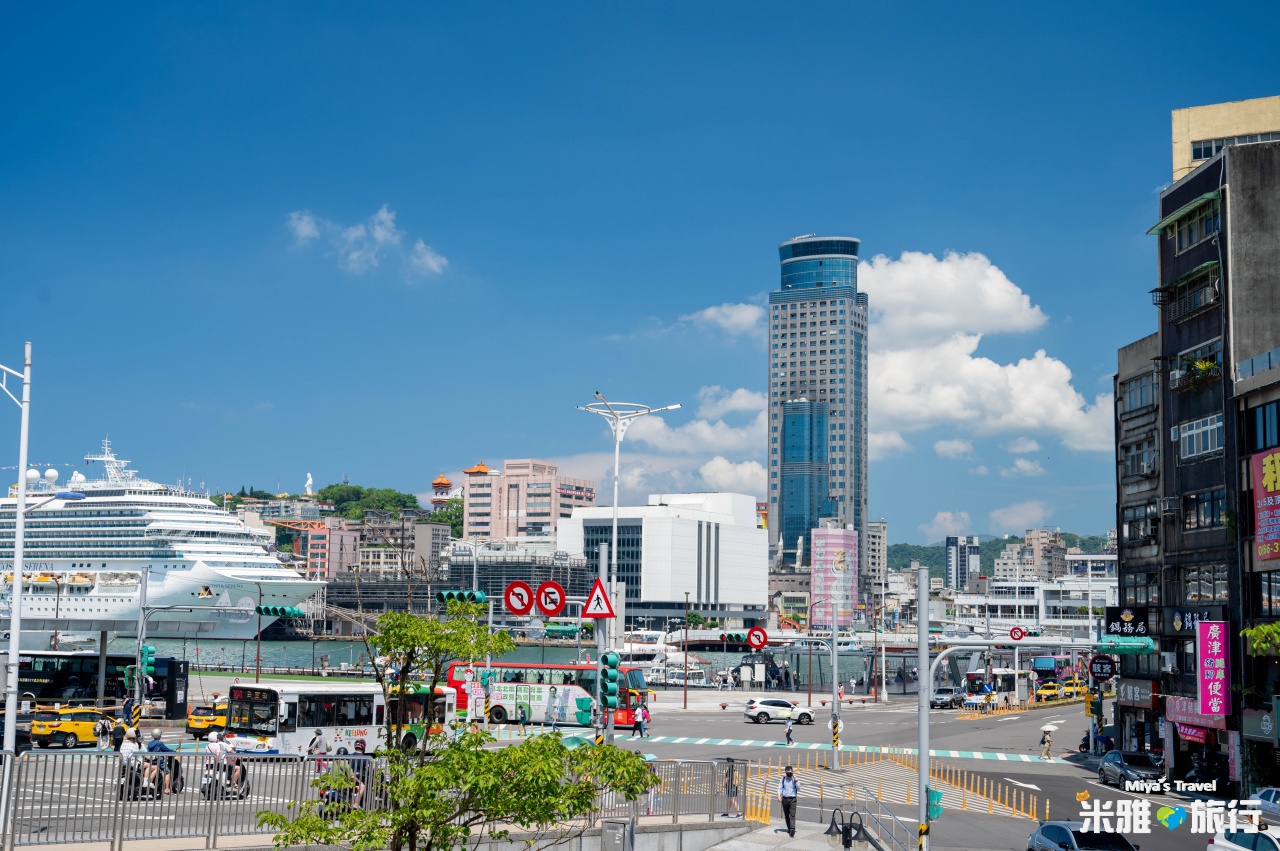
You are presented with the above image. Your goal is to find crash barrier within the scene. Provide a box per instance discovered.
[742,783,913,851]
[954,700,1031,719]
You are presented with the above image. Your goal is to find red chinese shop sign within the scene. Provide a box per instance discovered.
[1196,621,1231,717]
[1253,451,1280,561]
[1165,695,1227,731]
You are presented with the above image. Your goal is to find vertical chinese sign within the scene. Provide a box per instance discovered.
[811,527,859,630]
[1253,451,1280,561]
[1197,620,1230,717]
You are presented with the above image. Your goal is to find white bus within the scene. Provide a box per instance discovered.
[223,681,387,755]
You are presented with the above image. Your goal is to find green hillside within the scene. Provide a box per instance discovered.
[886,533,1109,580]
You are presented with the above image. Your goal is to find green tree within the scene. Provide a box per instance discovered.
[429,498,463,537]
[259,601,653,851]
[687,611,706,627]
[316,482,422,520]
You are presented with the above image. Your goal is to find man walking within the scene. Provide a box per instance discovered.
[777,765,799,836]
[784,718,794,747]
[1040,729,1053,760]
[518,705,529,738]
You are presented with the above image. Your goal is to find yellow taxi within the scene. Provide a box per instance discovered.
[1060,677,1086,698]
[30,707,113,749]
[185,703,227,739]
[1034,680,1062,700]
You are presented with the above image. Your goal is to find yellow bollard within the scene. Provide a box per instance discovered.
[906,782,911,805]
[962,789,967,810]
[877,777,882,802]
[1046,800,1050,821]
[988,795,993,814]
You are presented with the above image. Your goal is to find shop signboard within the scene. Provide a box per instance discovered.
[1196,620,1231,717]
[1229,730,1241,782]
[1253,451,1280,561]
[1243,704,1278,743]
[1162,605,1226,635]
[1176,723,1209,744]
[1166,695,1227,730]
[1104,607,1149,636]
[1116,678,1158,709]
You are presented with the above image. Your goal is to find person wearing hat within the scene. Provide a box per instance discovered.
[119,727,141,767]
[145,730,177,794]
[776,765,800,836]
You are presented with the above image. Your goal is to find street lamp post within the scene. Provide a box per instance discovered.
[579,393,680,647]
[805,597,828,708]
[1,343,32,765]
[683,592,690,711]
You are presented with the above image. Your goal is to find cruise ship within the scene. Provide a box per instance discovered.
[0,440,321,641]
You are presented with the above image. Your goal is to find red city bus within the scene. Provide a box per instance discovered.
[445,660,649,728]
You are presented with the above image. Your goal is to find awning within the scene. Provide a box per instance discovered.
[1147,191,1221,235]
[1094,636,1155,655]
[1150,260,1220,293]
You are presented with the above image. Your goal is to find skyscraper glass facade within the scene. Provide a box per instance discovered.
[779,400,835,565]
[767,236,868,571]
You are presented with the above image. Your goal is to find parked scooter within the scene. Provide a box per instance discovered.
[1078,732,1115,753]
[1185,751,1226,788]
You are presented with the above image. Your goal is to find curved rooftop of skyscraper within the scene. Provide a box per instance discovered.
[777,235,861,262]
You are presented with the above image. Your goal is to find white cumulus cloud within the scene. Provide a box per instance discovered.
[1000,458,1046,477]
[1005,437,1040,454]
[869,431,909,460]
[934,439,974,459]
[695,386,766,420]
[698,456,766,497]
[680,303,765,336]
[920,511,972,542]
[284,204,447,278]
[989,500,1052,533]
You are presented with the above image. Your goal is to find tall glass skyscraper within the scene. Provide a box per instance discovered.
[767,236,868,569]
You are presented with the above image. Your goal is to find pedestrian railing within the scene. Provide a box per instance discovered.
[0,752,751,850]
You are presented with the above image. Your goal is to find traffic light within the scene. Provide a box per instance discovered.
[1091,694,1104,720]
[600,651,621,710]
[140,645,157,677]
[124,665,137,690]
[434,590,487,603]
[720,633,747,643]
[255,605,306,617]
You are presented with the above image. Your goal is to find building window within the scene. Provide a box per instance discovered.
[1182,565,1227,603]
[1122,373,1155,412]
[1120,503,1158,546]
[1192,133,1280,161]
[1247,400,1280,452]
[1174,414,1223,460]
[1173,200,1220,254]
[1183,488,1226,531]
[1258,570,1280,618]
[1122,440,1158,477]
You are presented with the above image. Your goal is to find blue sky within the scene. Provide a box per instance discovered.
[1,3,1277,543]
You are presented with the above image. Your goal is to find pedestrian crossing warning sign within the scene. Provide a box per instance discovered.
[582,578,616,619]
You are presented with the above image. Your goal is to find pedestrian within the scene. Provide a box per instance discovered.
[777,765,799,837]
[848,676,856,695]
[94,715,113,752]
[122,695,135,726]
[838,685,845,701]
[631,705,643,739]
[1040,729,1053,760]
[518,705,529,737]
[639,705,650,739]
[111,718,126,752]
[721,761,740,818]
[785,718,794,747]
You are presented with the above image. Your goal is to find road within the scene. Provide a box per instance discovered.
[617,691,1214,851]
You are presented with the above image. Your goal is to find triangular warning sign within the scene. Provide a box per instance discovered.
[582,578,616,619]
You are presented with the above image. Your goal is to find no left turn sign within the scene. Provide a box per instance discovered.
[504,581,534,616]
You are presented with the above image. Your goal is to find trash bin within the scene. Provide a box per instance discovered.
[926,787,944,821]
[601,819,634,851]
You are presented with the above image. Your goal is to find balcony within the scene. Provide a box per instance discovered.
[1169,360,1222,392]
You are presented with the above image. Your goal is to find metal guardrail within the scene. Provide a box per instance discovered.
[852,786,912,851]
[0,753,742,849]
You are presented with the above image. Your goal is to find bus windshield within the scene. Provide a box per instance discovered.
[227,687,280,735]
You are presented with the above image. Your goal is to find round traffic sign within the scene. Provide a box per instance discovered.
[504,581,534,616]
[535,580,566,617]
[1009,627,1026,641]
[1089,655,1116,681]
[827,718,845,733]
[747,626,769,650]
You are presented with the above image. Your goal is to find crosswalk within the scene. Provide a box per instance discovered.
[636,735,1068,763]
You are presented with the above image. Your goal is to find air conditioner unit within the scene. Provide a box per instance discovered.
[1161,497,1179,513]
[1139,461,1155,476]
[1160,652,1178,674]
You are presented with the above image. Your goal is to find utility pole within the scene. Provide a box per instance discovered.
[917,563,930,849]
[683,592,690,711]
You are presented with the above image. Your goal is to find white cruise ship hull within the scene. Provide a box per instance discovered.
[0,440,323,641]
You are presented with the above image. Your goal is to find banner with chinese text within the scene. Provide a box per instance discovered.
[1253,451,1280,561]
[1196,620,1230,717]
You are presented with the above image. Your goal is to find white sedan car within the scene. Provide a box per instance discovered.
[743,698,814,725]
[1209,827,1280,851]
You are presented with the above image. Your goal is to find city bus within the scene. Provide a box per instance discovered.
[385,683,459,751]
[963,668,1032,707]
[6,650,187,719]
[223,681,387,755]
[445,660,648,728]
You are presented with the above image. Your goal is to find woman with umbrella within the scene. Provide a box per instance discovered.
[1040,724,1057,760]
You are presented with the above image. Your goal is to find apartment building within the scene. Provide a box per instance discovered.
[462,459,595,540]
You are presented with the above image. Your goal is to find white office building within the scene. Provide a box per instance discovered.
[558,492,769,622]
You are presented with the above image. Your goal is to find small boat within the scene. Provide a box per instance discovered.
[68,573,95,586]
[99,572,140,587]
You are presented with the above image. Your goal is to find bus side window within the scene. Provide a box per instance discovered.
[375,703,384,726]
[280,702,298,732]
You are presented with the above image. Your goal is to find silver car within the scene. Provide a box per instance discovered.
[1027,821,1139,851]
[742,698,814,725]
